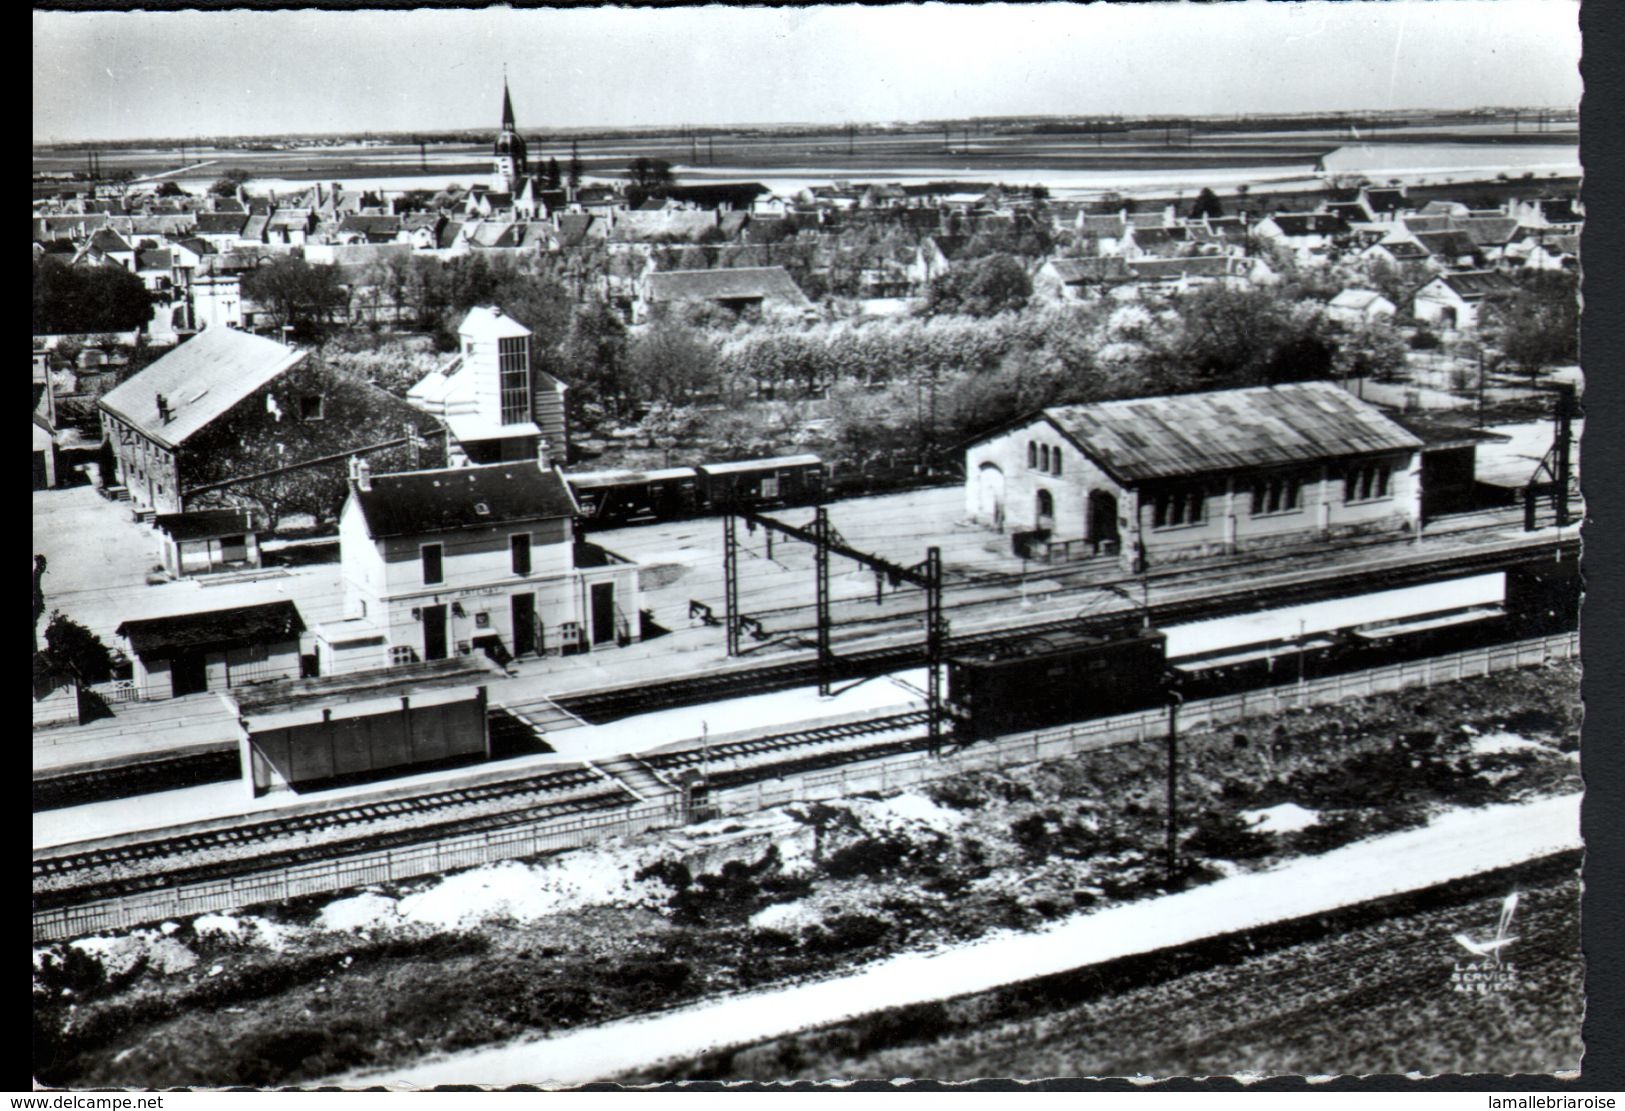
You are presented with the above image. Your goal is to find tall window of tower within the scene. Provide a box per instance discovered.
[499,337,531,426]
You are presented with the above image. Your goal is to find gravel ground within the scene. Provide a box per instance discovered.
[31,661,1581,1088]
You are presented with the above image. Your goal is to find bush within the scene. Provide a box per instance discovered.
[1183,808,1276,861]
[1409,326,1441,351]
[822,836,911,879]
[801,914,890,955]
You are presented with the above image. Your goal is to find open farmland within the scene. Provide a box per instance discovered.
[33,115,1578,198]
[636,854,1582,1082]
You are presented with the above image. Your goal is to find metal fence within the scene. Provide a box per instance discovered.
[32,631,1578,943]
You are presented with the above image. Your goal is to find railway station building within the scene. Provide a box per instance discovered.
[316,460,641,675]
[963,381,1424,570]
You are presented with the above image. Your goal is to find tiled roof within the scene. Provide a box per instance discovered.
[88,228,134,253]
[351,462,576,539]
[1372,240,1428,261]
[1435,271,1516,300]
[1456,216,1520,247]
[241,213,270,239]
[1271,213,1347,237]
[117,600,303,658]
[1363,188,1407,213]
[1412,230,1482,260]
[1400,215,1454,234]
[1045,257,1132,284]
[438,220,466,249]
[645,266,810,305]
[338,214,402,235]
[1126,256,1245,281]
[196,212,249,236]
[1328,288,1390,310]
[136,249,173,271]
[98,328,308,447]
[1037,381,1421,484]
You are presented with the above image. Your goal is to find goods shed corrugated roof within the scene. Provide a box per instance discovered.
[117,600,304,659]
[1038,382,1421,485]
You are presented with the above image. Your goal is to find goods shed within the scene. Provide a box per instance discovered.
[964,382,1423,570]
[227,656,502,796]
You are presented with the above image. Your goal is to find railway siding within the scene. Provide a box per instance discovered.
[32,631,1578,943]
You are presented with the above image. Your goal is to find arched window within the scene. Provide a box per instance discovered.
[1039,445,1050,471]
[1052,451,1063,476]
[1028,441,1037,468]
[1036,488,1055,524]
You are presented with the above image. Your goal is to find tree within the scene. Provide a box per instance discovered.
[240,257,347,338]
[922,254,1032,318]
[563,295,632,420]
[544,157,562,191]
[627,322,718,406]
[568,141,584,191]
[1333,319,1409,383]
[1188,187,1223,220]
[208,168,251,198]
[32,257,153,335]
[1495,270,1579,383]
[155,181,187,198]
[35,611,114,689]
[627,157,674,192]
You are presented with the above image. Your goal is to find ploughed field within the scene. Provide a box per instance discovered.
[638,855,1582,1082]
[32,662,1580,1087]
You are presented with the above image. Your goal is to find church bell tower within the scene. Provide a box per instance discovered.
[491,77,529,193]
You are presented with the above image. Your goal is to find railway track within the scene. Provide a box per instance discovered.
[32,710,936,909]
[557,535,1580,725]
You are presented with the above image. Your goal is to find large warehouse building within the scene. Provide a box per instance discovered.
[964,381,1424,569]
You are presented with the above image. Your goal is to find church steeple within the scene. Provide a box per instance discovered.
[491,71,528,193]
[501,79,517,131]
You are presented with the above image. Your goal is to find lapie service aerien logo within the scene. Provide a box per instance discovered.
[1450,891,1521,994]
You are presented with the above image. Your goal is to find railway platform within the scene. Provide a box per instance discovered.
[33,669,927,851]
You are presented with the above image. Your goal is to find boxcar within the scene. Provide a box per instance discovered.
[696,454,825,511]
[567,467,702,526]
[949,623,1168,741]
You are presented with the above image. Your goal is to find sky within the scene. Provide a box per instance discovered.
[33,1,1584,143]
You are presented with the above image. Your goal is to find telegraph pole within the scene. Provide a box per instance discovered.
[815,507,832,696]
[1166,687,1184,882]
[722,513,740,656]
[925,546,944,757]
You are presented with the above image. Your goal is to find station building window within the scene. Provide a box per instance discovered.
[1153,486,1207,529]
[1028,441,1038,468]
[421,543,444,585]
[1344,463,1392,503]
[1251,474,1303,516]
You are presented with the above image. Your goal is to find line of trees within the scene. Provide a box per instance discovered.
[32,257,154,335]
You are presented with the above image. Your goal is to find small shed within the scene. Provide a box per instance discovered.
[153,507,264,578]
[227,656,502,797]
[116,600,305,699]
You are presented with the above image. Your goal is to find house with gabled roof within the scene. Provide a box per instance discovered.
[1033,256,1132,302]
[1327,288,1397,326]
[639,266,812,322]
[1412,270,1516,331]
[964,381,1423,569]
[1410,230,1484,270]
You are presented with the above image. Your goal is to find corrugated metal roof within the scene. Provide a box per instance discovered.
[1040,382,1421,484]
[351,462,575,538]
[98,328,308,448]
